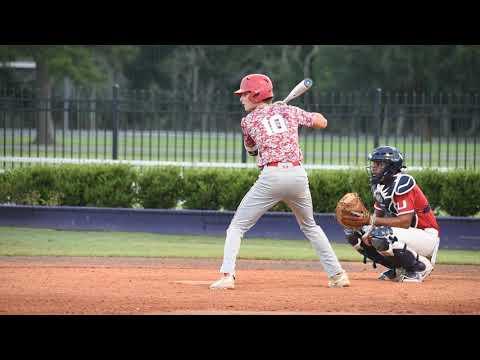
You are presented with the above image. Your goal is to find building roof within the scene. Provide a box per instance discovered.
[0,61,36,69]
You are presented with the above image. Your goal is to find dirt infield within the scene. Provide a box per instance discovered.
[0,256,479,315]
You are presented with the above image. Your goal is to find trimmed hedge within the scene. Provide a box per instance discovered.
[409,170,444,213]
[218,168,259,211]
[137,167,183,209]
[308,169,374,213]
[1,165,479,217]
[6,165,63,206]
[182,168,229,210]
[56,165,138,208]
[1,164,138,208]
[438,170,480,216]
[0,171,12,204]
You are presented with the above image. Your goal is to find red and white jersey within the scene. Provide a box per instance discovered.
[373,174,440,232]
[393,186,439,231]
[241,103,315,167]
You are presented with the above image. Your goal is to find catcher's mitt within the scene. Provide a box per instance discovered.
[335,192,373,229]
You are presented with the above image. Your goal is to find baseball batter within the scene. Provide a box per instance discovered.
[210,74,350,290]
[342,146,440,283]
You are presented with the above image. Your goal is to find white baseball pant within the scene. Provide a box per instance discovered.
[363,225,440,265]
[219,164,344,277]
[390,227,440,265]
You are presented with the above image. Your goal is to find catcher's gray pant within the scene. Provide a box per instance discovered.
[219,164,344,277]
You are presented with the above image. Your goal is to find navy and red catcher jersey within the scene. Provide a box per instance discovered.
[373,174,439,232]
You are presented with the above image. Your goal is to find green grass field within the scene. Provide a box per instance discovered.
[0,227,478,265]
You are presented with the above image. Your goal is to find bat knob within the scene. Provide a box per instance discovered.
[304,79,313,88]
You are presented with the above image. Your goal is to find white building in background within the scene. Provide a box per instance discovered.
[0,60,75,129]
[0,60,37,86]
[0,60,36,69]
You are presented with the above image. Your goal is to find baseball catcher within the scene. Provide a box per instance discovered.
[336,146,440,283]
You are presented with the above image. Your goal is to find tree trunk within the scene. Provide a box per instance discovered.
[201,80,215,132]
[89,88,96,130]
[441,106,451,136]
[467,112,479,136]
[63,76,71,131]
[303,45,319,79]
[396,106,406,136]
[303,46,319,107]
[34,58,54,145]
[192,64,199,103]
[171,50,179,131]
[381,104,389,136]
[422,116,432,142]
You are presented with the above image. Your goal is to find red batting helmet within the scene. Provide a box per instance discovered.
[234,74,274,103]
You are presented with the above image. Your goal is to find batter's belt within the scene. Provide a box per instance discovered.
[260,161,301,170]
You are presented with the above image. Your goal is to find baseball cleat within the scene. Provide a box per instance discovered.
[209,274,235,290]
[328,270,351,288]
[378,268,403,282]
[417,255,434,281]
[399,271,422,283]
[400,256,434,283]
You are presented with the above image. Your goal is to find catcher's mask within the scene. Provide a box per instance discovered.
[234,74,274,104]
[367,146,405,185]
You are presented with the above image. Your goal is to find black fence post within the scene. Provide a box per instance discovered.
[374,88,382,148]
[112,84,119,160]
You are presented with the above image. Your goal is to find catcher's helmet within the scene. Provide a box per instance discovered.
[367,146,405,185]
[234,74,274,103]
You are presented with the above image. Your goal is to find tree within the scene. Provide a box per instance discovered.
[0,45,139,144]
[123,45,176,90]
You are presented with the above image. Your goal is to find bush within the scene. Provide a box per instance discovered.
[218,168,259,211]
[182,168,228,210]
[308,170,368,213]
[1,164,479,216]
[304,170,331,213]
[410,169,444,214]
[55,165,95,206]
[0,171,12,203]
[345,169,374,212]
[55,164,138,208]
[8,166,63,206]
[137,167,183,209]
[440,170,480,217]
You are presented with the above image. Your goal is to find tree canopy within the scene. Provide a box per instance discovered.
[2,45,479,94]
[123,45,480,95]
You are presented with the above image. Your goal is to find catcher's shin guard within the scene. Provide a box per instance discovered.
[392,245,426,272]
[344,228,395,269]
[370,226,396,254]
[370,226,425,272]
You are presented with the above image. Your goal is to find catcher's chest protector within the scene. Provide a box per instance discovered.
[373,174,416,216]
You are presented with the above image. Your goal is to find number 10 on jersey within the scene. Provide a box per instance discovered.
[262,115,288,135]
